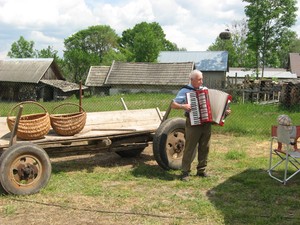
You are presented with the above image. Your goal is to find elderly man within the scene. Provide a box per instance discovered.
[171,69,230,181]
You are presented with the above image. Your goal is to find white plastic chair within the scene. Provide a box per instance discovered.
[268,125,300,185]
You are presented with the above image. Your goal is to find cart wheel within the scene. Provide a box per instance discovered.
[0,181,5,194]
[0,143,52,195]
[116,148,144,157]
[153,118,185,170]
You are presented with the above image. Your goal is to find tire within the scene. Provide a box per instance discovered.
[0,142,52,195]
[115,148,144,157]
[153,118,186,170]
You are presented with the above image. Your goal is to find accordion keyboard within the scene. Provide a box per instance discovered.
[187,92,201,125]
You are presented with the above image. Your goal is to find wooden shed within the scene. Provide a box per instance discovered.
[0,58,84,101]
[103,61,195,95]
[85,66,111,95]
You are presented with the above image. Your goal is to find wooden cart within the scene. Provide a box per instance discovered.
[0,101,188,195]
[0,108,167,195]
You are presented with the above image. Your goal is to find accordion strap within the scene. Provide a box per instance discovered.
[180,85,196,91]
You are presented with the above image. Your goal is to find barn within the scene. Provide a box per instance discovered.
[0,58,85,101]
[85,61,195,95]
[85,66,111,96]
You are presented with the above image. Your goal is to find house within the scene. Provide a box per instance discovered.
[157,51,229,89]
[227,67,297,85]
[0,58,85,101]
[85,61,195,95]
[104,61,195,95]
[288,53,300,78]
[85,66,111,95]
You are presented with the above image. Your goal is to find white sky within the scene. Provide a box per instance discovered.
[0,0,299,59]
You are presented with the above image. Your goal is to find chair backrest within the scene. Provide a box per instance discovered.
[277,125,296,144]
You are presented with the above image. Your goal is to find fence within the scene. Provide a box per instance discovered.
[1,82,300,139]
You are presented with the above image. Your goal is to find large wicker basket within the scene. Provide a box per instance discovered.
[50,103,86,136]
[7,101,51,140]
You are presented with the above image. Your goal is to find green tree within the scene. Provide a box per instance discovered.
[36,46,67,80]
[289,37,300,53]
[101,49,127,66]
[64,48,98,83]
[36,46,58,59]
[120,22,178,62]
[208,20,256,68]
[164,40,181,51]
[208,36,235,66]
[275,30,298,68]
[243,0,298,77]
[7,36,36,58]
[64,25,120,82]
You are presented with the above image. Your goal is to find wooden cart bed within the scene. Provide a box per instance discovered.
[0,108,163,151]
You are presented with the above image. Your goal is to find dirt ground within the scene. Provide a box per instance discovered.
[0,134,270,225]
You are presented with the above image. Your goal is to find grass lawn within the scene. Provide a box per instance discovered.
[1,95,300,224]
[1,134,300,225]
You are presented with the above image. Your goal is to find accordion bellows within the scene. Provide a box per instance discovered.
[186,89,232,126]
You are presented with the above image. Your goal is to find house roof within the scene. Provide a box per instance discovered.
[289,53,300,78]
[227,68,297,79]
[40,80,88,92]
[0,58,64,83]
[157,51,228,72]
[104,61,195,86]
[85,66,111,87]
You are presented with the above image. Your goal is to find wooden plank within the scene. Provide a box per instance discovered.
[0,108,163,149]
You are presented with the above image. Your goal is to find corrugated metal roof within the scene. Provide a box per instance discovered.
[157,51,228,72]
[105,61,194,86]
[0,58,54,83]
[85,66,110,87]
[227,68,297,79]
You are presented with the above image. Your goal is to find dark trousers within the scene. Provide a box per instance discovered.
[181,117,212,173]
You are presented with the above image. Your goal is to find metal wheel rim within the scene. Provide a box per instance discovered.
[9,154,43,187]
[166,129,185,161]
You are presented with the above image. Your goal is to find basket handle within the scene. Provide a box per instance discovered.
[7,101,48,118]
[51,102,85,114]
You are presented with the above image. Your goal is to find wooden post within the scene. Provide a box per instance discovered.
[9,105,23,147]
[79,80,82,111]
[121,98,128,110]
[235,72,237,86]
[242,91,245,104]
[161,100,173,124]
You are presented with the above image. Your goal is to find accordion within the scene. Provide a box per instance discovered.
[186,89,232,126]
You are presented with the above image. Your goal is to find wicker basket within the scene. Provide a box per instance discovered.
[7,101,51,140]
[50,103,86,136]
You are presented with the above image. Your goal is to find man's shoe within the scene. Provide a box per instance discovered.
[180,172,190,181]
[196,172,209,178]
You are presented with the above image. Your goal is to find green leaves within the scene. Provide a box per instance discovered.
[120,22,178,62]
[63,25,119,82]
[244,0,298,69]
[7,36,35,58]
